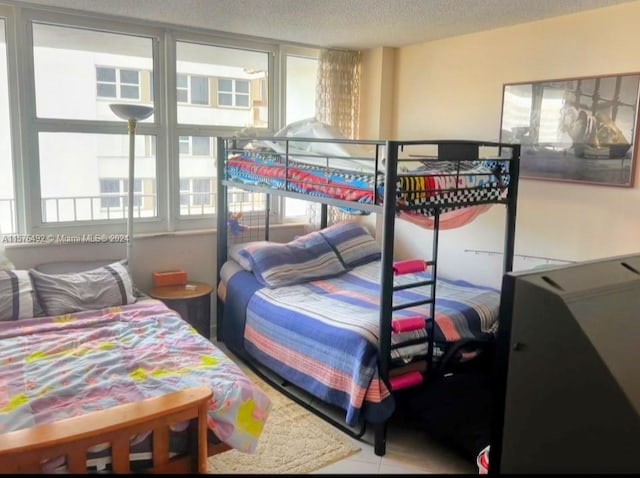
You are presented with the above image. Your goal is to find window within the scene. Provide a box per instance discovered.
[179,135,190,154]
[176,40,271,220]
[178,134,215,217]
[96,67,140,100]
[99,178,121,208]
[32,20,157,229]
[176,41,269,127]
[218,78,250,108]
[283,51,319,219]
[192,136,210,155]
[180,178,212,211]
[179,179,190,206]
[3,5,314,236]
[178,136,211,156]
[0,18,15,234]
[177,73,209,105]
[99,178,143,209]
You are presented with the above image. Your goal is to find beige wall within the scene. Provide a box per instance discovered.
[360,47,396,139]
[376,1,640,288]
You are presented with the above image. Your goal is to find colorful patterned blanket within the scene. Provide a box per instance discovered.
[0,299,271,455]
[229,260,500,427]
[226,152,508,215]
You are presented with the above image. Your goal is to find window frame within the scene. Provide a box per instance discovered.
[96,66,141,100]
[179,177,213,208]
[217,77,250,109]
[178,135,212,156]
[171,32,277,231]
[279,45,321,222]
[176,73,209,106]
[17,10,165,236]
[99,177,145,209]
[2,4,316,238]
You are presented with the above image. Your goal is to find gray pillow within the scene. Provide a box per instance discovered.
[30,260,136,316]
[34,259,119,274]
[0,270,43,321]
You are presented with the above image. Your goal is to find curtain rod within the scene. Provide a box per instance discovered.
[464,249,574,264]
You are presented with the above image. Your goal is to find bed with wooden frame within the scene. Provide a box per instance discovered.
[0,386,227,473]
[215,132,520,456]
[0,265,271,474]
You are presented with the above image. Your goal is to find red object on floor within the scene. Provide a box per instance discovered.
[477,445,490,474]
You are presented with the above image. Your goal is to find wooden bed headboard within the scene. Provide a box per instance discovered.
[0,387,228,474]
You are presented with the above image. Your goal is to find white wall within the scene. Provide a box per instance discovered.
[385,1,640,288]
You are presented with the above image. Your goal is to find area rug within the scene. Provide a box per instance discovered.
[207,368,361,474]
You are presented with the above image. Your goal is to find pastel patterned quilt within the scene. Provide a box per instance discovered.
[0,299,271,455]
[223,259,500,427]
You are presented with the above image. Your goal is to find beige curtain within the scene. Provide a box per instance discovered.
[315,48,361,139]
[307,48,362,230]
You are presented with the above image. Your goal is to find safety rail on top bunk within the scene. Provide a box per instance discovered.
[217,137,520,218]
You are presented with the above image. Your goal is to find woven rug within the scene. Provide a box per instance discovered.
[207,368,361,474]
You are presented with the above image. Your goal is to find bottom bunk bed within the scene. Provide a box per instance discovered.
[0,263,271,473]
[217,223,501,453]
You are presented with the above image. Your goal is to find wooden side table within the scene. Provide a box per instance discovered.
[148,281,214,339]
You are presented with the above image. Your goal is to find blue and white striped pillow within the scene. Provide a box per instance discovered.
[0,270,43,321]
[319,221,381,268]
[239,231,347,288]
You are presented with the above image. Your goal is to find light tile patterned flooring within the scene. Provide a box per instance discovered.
[217,342,476,474]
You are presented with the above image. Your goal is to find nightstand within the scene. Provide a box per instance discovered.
[148,281,214,339]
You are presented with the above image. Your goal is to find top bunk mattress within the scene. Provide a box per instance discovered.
[224,147,512,216]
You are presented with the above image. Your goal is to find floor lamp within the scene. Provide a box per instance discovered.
[109,104,154,275]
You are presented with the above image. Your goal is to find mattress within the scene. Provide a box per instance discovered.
[218,258,500,427]
[0,299,271,470]
[225,150,509,216]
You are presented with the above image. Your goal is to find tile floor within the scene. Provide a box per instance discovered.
[218,342,478,475]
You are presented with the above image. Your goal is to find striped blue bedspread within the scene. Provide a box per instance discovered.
[238,260,500,427]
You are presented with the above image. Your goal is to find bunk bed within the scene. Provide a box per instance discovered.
[215,133,520,457]
[0,263,271,473]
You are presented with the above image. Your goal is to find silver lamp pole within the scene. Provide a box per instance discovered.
[109,104,154,275]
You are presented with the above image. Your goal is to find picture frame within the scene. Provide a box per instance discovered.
[499,72,640,187]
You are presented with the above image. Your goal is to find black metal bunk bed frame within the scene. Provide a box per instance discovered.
[215,136,521,457]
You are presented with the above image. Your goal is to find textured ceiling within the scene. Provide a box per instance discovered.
[12,0,638,49]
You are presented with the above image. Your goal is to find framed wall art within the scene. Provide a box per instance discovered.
[499,72,640,187]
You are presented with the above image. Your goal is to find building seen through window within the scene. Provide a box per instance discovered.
[0,8,318,234]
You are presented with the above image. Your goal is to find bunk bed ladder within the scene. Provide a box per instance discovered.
[427,210,440,371]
